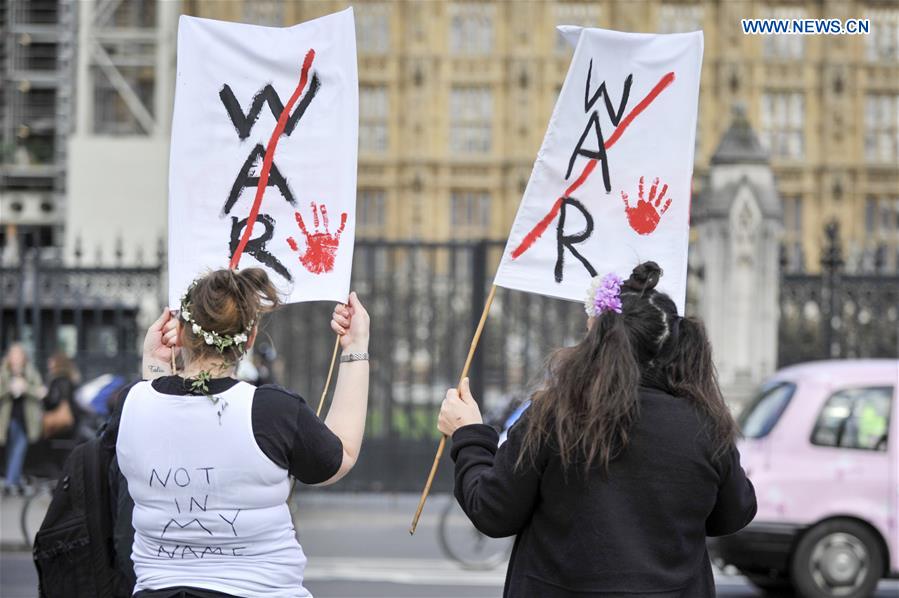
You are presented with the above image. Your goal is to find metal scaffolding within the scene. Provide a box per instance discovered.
[77,0,160,136]
[1,0,76,252]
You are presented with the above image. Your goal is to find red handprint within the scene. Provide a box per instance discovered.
[621,176,672,235]
[286,201,347,275]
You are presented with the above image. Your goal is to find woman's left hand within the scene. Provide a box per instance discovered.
[331,292,370,353]
[142,309,179,379]
[438,377,483,436]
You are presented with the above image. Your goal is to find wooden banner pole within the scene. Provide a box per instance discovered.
[409,284,497,535]
[316,335,342,417]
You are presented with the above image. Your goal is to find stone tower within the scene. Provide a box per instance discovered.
[692,104,783,407]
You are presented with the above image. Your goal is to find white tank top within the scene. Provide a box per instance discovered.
[116,380,311,597]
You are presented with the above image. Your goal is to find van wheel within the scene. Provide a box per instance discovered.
[791,519,883,598]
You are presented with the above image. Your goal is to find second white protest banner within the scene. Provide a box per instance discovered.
[494,28,703,313]
[168,9,358,307]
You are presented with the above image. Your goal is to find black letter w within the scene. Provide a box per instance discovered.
[219,75,321,140]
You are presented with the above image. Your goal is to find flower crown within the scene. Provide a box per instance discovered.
[179,282,254,354]
[584,273,623,317]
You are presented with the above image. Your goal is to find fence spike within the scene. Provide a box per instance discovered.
[410,284,497,535]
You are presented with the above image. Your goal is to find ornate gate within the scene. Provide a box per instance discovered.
[779,223,899,367]
[0,247,164,380]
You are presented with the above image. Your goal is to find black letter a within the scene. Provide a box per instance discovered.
[223,144,297,216]
[566,112,611,192]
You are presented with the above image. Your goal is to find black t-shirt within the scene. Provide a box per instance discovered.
[10,393,25,425]
[9,375,27,425]
[147,376,344,484]
[44,376,74,411]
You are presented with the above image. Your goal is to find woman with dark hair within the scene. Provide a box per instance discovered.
[439,261,756,597]
[112,268,369,597]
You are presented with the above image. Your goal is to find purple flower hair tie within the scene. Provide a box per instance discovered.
[584,273,623,317]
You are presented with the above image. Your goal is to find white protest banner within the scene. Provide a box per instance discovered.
[168,9,358,307]
[494,27,702,313]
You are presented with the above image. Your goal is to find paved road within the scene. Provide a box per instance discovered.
[6,549,899,597]
[4,493,899,597]
[0,551,739,597]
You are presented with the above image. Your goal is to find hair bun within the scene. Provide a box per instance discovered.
[622,261,663,294]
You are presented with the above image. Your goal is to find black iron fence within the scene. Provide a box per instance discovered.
[0,241,587,491]
[778,223,899,367]
[265,241,586,491]
[4,227,895,491]
[0,248,164,381]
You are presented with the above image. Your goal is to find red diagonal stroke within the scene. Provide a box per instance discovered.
[229,49,316,270]
[510,71,676,260]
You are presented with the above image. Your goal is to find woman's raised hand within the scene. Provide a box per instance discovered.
[162,311,180,348]
[319,292,371,485]
[331,292,370,353]
[142,309,179,379]
[438,377,483,437]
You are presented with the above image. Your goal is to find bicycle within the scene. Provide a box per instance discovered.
[436,394,530,570]
[19,477,57,547]
[17,434,86,547]
[438,494,513,570]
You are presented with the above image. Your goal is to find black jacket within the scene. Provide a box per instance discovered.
[451,386,757,597]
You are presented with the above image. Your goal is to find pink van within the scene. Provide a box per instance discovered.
[713,359,898,597]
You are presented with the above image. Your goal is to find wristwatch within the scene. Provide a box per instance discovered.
[340,352,369,363]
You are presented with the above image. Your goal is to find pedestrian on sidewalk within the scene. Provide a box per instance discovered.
[0,343,45,495]
[42,351,81,441]
[439,261,757,597]
[111,268,370,598]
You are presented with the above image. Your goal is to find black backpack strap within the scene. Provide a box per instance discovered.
[104,379,141,596]
[109,457,136,593]
[100,379,141,452]
[33,380,144,598]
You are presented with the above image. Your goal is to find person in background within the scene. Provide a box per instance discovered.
[439,262,757,597]
[253,342,279,386]
[42,352,81,441]
[235,343,279,386]
[111,268,370,597]
[0,343,45,495]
